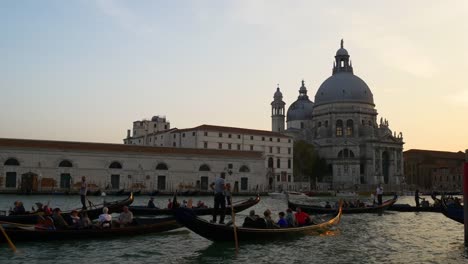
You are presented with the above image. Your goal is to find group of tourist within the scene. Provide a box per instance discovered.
[242,207,312,229]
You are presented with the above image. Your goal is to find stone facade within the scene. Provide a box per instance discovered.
[272,40,404,191]
[0,138,266,194]
[124,122,295,191]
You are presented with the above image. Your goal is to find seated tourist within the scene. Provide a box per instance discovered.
[51,208,69,229]
[263,209,278,228]
[242,210,260,228]
[33,202,44,213]
[196,200,207,208]
[98,207,112,228]
[80,211,92,228]
[11,201,26,215]
[43,205,52,215]
[294,207,311,226]
[277,212,288,228]
[167,199,173,209]
[70,210,81,228]
[147,197,157,208]
[285,208,297,227]
[117,206,134,227]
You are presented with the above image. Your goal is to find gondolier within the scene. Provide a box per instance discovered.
[376,184,383,205]
[210,172,226,224]
[80,176,88,209]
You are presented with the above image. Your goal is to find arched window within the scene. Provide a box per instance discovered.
[277,158,281,168]
[4,158,20,166]
[268,157,274,168]
[336,120,343,137]
[239,165,250,173]
[109,161,122,169]
[58,160,73,167]
[156,163,168,170]
[199,164,210,171]
[346,119,353,136]
[318,121,322,127]
[338,148,355,159]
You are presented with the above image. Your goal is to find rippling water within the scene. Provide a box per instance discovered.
[0,194,467,263]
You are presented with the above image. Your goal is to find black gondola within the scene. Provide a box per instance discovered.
[0,193,134,225]
[288,195,398,214]
[0,216,180,242]
[440,196,464,224]
[174,204,342,242]
[387,203,441,212]
[130,196,260,216]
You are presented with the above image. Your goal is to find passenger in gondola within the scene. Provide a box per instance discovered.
[263,209,278,228]
[32,202,44,213]
[196,200,207,208]
[277,212,288,228]
[147,197,157,208]
[98,207,112,228]
[294,207,311,226]
[11,201,26,215]
[43,205,52,215]
[325,202,332,208]
[242,210,260,227]
[70,210,81,228]
[52,208,69,229]
[167,199,173,209]
[117,206,134,227]
[285,208,297,227]
[80,211,92,228]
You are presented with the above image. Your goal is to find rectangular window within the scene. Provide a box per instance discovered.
[204,142,208,149]
[60,173,71,189]
[288,139,291,143]
[5,172,16,188]
[173,142,176,147]
[288,148,291,154]
[219,133,222,137]
[277,138,280,142]
[182,133,185,137]
[288,174,291,182]
[157,175,166,190]
[237,144,241,150]
[192,132,196,136]
[288,159,291,169]
[228,134,232,138]
[277,147,280,154]
[218,143,222,149]
[262,137,265,141]
[173,134,176,138]
[200,176,209,190]
[241,178,248,191]
[228,143,232,150]
[276,174,280,182]
[228,164,233,169]
[269,138,272,142]
[111,174,120,189]
[250,136,254,140]
[269,146,273,153]
[250,145,254,151]
[237,135,241,139]
[204,132,208,136]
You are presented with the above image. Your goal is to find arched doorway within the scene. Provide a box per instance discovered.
[382,151,390,184]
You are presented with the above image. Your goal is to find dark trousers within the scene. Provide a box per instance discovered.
[81,195,87,210]
[212,192,225,223]
[415,198,420,208]
[226,195,232,206]
[377,194,382,205]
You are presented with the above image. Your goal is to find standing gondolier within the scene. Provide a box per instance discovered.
[210,172,226,224]
[376,184,383,205]
[80,176,88,210]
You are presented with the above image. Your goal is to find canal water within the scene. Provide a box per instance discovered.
[0,194,467,264]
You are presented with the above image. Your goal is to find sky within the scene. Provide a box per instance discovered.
[0,0,467,152]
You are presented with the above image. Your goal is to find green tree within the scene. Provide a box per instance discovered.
[293,140,328,189]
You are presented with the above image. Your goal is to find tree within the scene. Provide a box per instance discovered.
[293,140,328,189]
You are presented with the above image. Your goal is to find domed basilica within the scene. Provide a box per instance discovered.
[271,40,404,190]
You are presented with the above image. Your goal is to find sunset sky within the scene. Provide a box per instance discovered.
[1,1,467,152]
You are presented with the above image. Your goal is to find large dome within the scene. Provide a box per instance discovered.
[314,72,374,106]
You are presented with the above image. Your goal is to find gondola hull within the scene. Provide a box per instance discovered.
[0,193,134,225]
[130,196,261,216]
[174,206,342,242]
[388,204,441,212]
[0,217,180,242]
[441,197,464,224]
[288,196,398,214]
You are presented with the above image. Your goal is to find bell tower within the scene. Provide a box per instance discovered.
[271,84,285,132]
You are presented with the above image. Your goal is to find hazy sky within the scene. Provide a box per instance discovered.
[1,1,467,152]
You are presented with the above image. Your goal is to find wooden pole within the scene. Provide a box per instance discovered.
[463,162,468,247]
[0,224,17,252]
[230,196,239,254]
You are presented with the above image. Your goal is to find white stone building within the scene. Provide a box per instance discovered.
[0,138,265,194]
[271,40,405,191]
[124,121,295,191]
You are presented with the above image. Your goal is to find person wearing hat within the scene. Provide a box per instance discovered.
[147,197,156,208]
[52,208,69,229]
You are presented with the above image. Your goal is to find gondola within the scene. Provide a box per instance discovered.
[0,216,180,242]
[174,204,342,242]
[0,193,134,225]
[116,189,141,196]
[440,196,464,224]
[387,203,441,212]
[288,195,398,214]
[130,196,261,216]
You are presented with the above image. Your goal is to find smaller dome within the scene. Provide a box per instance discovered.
[336,48,348,56]
[287,99,314,121]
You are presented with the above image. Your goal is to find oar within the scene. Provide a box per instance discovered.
[0,224,17,252]
[230,196,239,255]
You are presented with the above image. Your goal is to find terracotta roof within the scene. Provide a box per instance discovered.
[172,124,291,138]
[0,138,263,159]
[404,149,465,160]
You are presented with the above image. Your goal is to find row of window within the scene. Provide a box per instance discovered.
[267,157,292,169]
[204,142,292,154]
[276,174,292,182]
[142,132,292,142]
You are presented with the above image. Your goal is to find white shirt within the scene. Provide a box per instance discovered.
[376,187,383,195]
[98,213,112,222]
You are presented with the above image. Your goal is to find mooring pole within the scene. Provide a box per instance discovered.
[464,160,468,247]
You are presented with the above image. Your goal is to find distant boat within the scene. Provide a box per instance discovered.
[335,191,358,197]
[268,191,307,199]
